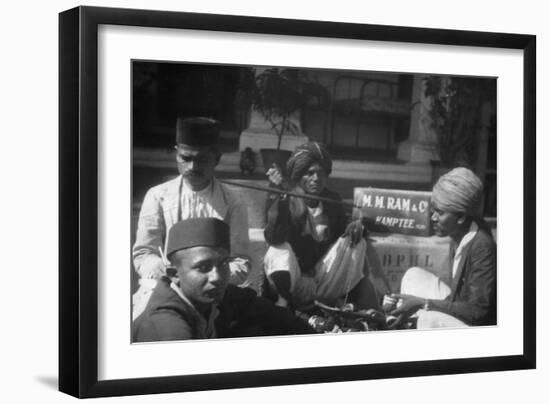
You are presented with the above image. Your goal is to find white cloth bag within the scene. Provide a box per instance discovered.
[314,237,366,302]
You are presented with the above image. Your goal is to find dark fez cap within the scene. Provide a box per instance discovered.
[176,117,220,147]
[166,218,230,258]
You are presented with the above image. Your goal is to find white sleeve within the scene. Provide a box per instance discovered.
[132,187,165,279]
[264,246,293,277]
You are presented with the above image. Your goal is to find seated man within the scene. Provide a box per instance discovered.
[264,141,378,310]
[263,194,366,310]
[266,141,349,259]
[133,217,314,342]
[132,117,250,319]
[387,167,496,329]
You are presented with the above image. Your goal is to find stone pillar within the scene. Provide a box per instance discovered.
[397,75,439,164]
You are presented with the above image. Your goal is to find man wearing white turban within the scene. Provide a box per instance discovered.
[386,167,496,328]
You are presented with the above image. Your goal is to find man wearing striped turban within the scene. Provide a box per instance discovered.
[264,142,377,311]
[386,167,497,328]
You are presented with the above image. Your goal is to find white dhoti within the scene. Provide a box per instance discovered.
[400,267,468,329]
[264,237,366,307]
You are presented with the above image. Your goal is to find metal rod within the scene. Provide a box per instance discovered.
[220,179,361,209]
[221,178,397,295]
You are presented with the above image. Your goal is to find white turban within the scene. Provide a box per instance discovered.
[431,167,484,217]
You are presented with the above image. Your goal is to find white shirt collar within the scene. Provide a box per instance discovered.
[452,221,479,278]
[306,201,324,217]
[180,176,216,195]
[170,281,196,309]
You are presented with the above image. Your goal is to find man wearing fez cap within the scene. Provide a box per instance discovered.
[385,167,496,328]
[132,117,251,319]
[133,218,314,342]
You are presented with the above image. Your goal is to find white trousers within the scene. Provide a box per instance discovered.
[400,267,468,329]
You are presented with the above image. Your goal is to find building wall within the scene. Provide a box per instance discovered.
[302,70,411,155]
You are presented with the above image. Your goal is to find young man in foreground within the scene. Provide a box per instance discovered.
[133,217,314,341]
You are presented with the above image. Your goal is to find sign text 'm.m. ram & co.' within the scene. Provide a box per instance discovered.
[353,188,432,237]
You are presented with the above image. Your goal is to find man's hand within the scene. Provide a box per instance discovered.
[389,293,425,316]
[382,294,398,312]
[343,219,366,246]
[228,256,251,285]
[266,164,283,187]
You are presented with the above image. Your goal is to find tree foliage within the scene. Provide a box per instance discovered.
[238,67,328,150]
[424,76,495,167]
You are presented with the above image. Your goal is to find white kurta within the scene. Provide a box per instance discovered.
[133,176,250,279]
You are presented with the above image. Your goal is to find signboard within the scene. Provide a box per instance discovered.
[366,233,450,295]
[354,188,432,237]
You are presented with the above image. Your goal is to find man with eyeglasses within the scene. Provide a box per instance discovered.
[133,218,314,341]
[132,117,250,319]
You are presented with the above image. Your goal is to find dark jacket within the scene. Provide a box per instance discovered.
[290,188,347,274]
[133,277,315,342]
[316,187,348,246]
[430,228,497,326]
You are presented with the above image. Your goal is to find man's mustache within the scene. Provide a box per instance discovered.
[182,170,203,177]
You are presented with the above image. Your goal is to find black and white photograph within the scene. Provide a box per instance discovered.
[130,61,498,342]
[53,3,538,400]
[3,0,548,401]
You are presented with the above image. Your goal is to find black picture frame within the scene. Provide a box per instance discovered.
[59,5,536,398]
